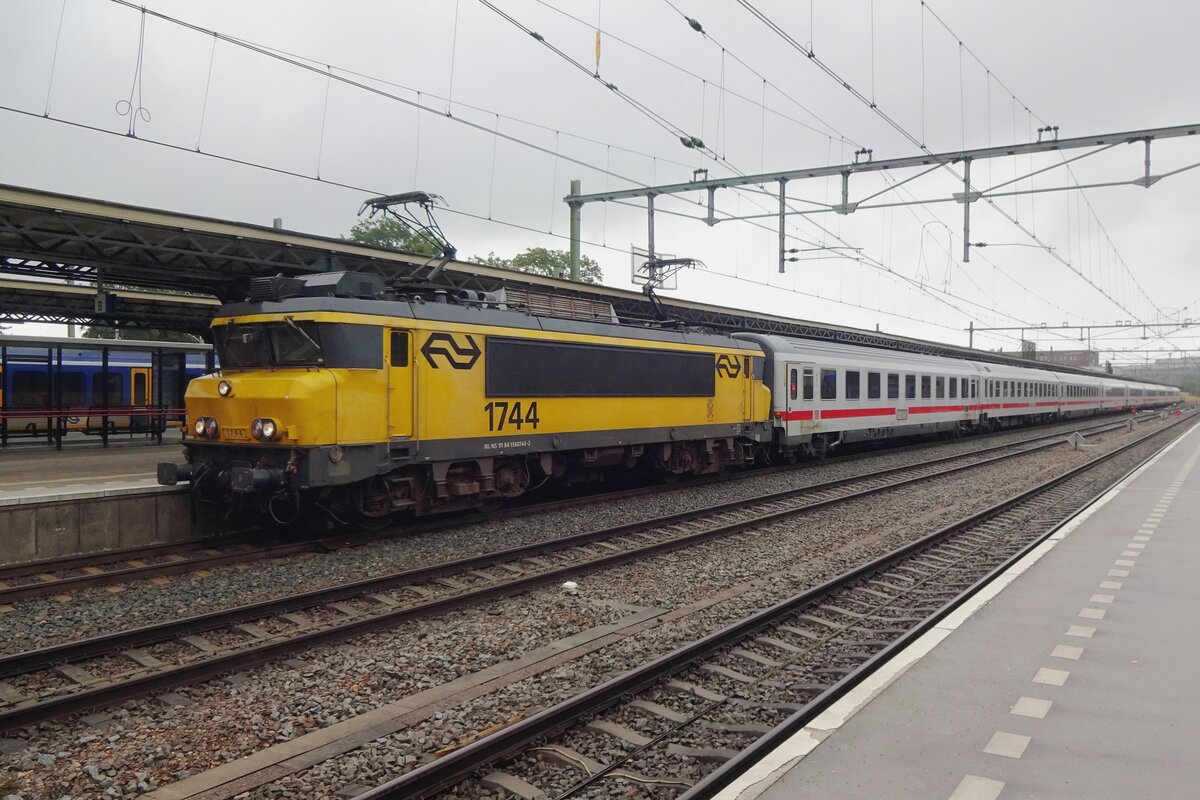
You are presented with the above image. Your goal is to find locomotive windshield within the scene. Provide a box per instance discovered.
[217,321,322,367]
[215,321,382,369]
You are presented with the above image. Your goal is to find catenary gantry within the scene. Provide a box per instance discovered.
[0,182,1132,375]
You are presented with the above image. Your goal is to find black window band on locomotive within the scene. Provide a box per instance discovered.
[214,321,382,370]
[485,337,715,398]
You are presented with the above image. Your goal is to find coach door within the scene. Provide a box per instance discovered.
[130,368,151,406]
[387,330,413,440]
[785,363,814,427]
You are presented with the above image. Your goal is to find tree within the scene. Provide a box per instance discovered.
[469,247,602,284]
[345,218,603,284]
[345,217,440,256]
[81,327,202,343]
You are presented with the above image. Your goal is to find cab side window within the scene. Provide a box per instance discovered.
[390,331,409,367]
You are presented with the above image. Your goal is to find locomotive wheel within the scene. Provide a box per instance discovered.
[352,478,396,531]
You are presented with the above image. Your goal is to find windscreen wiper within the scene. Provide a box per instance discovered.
[283,316,323,361]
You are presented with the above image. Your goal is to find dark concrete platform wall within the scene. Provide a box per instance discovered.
[1,490,194,564]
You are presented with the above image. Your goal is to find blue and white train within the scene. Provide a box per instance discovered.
[0,335,211,443]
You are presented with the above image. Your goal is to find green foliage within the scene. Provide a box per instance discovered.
[345,217,440,256]
[468,247,602,284]
[345,218,602,283]
[81,327,202,343]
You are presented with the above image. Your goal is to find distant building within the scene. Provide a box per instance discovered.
[999,349,1099,368]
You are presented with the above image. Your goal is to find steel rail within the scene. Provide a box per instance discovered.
[350,413,1194,799]
[0,542,319,604]
[0,419,1105,681]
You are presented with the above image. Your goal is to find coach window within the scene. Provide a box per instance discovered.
[789,369,798,400]
[12,372,47,409]
[803,368,814,400]
[971,379,977,398]
[935,376,945,399]
[949,377,958,399]
[820,369,837,400]
[92,373,123,406]
[921,375,931,399]
[905,374,916,399]
[845,370,860,400]
[887,373,899,399]
[868,372,881,400]
[61,372,86,407]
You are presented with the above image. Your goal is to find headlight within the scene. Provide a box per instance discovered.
[194,418,206,436]
[218,380,233,397]
[251,418,280,441]
[203,417,219,438]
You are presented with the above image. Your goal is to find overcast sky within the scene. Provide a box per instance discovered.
[2,0,1198,363]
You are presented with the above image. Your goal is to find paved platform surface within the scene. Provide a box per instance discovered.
[723,421,1200,800]
[0,431,183,505]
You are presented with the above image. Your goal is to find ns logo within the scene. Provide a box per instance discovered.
[421,333,481,370]
[714,354,744,378]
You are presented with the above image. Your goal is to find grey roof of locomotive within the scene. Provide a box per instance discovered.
[217,295,762,352]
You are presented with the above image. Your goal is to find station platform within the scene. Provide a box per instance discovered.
[719,420,1200,800]
[0,432,191,563]
[0,431,184,504]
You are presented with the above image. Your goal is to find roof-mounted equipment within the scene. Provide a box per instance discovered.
[359,191,457,284]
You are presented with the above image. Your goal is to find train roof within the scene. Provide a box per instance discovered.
[0,334,212,353]
[216,295,763,352]
[737,334,1180,391]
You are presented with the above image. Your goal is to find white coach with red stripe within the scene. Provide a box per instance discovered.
[733,334,1179,459]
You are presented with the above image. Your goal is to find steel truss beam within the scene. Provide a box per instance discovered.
[567,123,1200,271]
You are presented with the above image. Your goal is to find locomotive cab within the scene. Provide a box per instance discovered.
[159,273,415,526]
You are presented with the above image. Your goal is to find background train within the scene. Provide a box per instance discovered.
[0,336,210,445]
[157,271,1180,527]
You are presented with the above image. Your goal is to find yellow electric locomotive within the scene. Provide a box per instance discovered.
[159,272,773,526]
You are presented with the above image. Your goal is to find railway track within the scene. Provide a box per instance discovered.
[0,414,1144,605]
[348,412,1195,800]
[0,415,1155,733]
